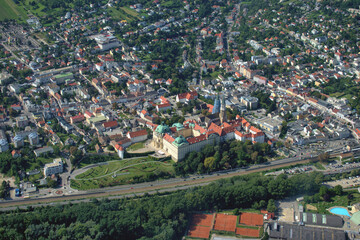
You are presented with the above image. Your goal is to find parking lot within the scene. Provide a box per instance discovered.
[326,175,360,188]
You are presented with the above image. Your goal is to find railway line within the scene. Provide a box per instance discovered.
[1,147,360,209]
[0,157,314,209]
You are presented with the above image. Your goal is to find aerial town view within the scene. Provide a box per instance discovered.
[0,0,359,239]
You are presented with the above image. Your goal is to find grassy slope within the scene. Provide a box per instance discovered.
[0,0,28,21]
[108,6,140,21]
[72,158,174,190]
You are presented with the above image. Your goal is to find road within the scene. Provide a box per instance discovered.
[1,42,30,69]
[0,155,315,209]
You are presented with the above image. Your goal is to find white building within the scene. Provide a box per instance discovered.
[126,129,148,143]
[34,146,54,157]
[28,132,39,145]
[13,135,24,148]
[0,139,9,152]
[44,158,63,176]
[115,144,124,159]
[94,35,120,51]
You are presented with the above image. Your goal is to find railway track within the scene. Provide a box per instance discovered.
[0,157,313,209]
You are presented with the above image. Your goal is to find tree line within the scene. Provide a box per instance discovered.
[0,171,323,239]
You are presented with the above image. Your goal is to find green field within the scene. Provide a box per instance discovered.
[0,0,28,21]
[120,7,140,19]
[127,141,146,151]
[23,0,47,17]
[71,157,174,190]
[107,7,140,22]
[33,32,55,45]
[329,92,345,98]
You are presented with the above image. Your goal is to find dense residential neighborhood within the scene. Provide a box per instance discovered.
[0,0,360,239]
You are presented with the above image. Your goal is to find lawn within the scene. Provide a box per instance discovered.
[107,7,139,22]
[78,154,117,168]
[311,192,360,214]
[107,8,130,21]
[329,92,345,98]
[127,142,146,151]
[71,157,174,190]
[118,112,130,119]
[120,7,140,19]
[0,0,28,21]
[56,132,70,143]
[210,71,221,79]
[33,32,55,45]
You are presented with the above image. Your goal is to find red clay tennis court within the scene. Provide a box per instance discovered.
[188,225,211,239]
[213,214,237,232]
[191,214,213,227]
[239,212,263,226]
[236,227,260,237]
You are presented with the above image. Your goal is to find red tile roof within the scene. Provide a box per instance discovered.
[84,110,94,118]
[103,120,118,129]
[187,135,207,144]
[208,122,223,136]
[70,114,85,122]
[115,144,124,151]
[163,133,175,143]
[157,103,171,108]
[235,130,244,137]
[194,124,207,134]
[177,91,198,100]
[128,129,147,138]
[118,138,131,145]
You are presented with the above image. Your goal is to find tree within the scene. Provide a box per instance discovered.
[204,157,215,171]
[46,177,57,188]
[279,121,288,139]
[318,152,330,163]
[334,185,343,196]
[0,180,10,199]
[267,199,277,213]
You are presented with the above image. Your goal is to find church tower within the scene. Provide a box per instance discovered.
[212,94,221,114]
[219,94,227,124]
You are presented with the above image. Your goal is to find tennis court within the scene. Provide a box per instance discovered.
[239,212,263,226]
[213,214,237,232]
[188,225,211,239]
[191,213,213,227]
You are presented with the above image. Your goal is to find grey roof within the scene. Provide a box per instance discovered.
[268,222,346,240]
[300,212,343,228]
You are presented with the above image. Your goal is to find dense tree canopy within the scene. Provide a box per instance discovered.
[175,139,272,175]
[0,172,322,239]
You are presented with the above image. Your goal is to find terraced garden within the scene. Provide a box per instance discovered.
[71,157,174,190]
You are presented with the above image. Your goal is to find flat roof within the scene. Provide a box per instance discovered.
[89,115,107,123]
[351,211,360,225]
[269,222,345,240]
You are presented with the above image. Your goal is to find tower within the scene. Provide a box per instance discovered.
[212,94,221,114]
[220,94,227,124]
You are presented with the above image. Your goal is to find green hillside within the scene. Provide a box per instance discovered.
[0,0,27,21]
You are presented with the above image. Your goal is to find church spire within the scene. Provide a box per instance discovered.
[220,94,227,124]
